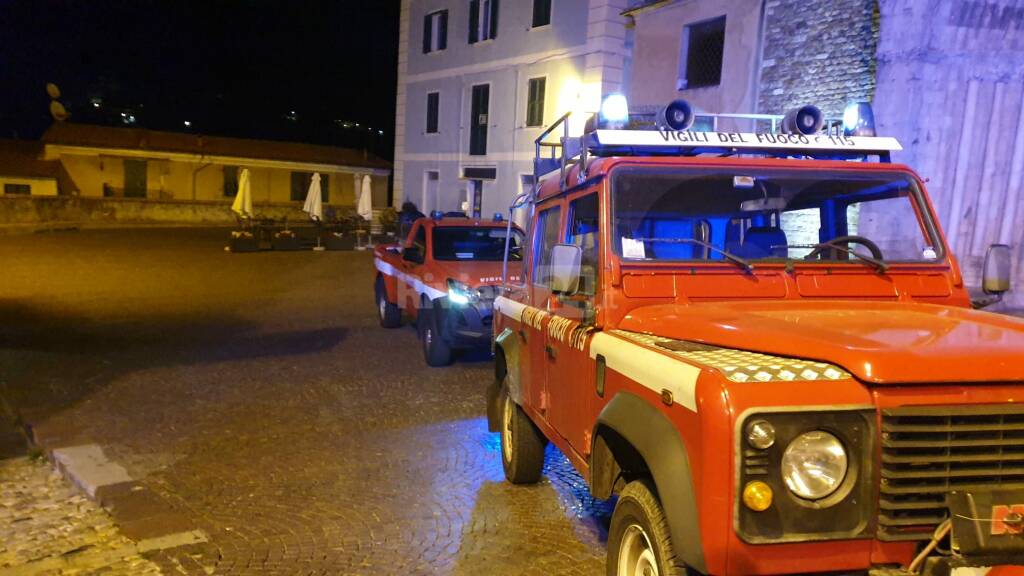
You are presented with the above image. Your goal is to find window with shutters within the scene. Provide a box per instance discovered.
[423,10,448,54]
[526,77,546,127]
[426,92,440,134]
[469,0,498,44]
[679,16,725,90]
[532,0,551,28]
[290,172,330,203]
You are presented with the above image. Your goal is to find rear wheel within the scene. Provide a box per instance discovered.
[499,383,546,484]
[607,480,686,576]
[419,301,452,366]
[375,277,401,328]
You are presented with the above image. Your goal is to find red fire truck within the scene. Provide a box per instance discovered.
[487,97,1023,575]
[374,213,523,366]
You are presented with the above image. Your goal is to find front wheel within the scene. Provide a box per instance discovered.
[499,383,546,484]
[419,303,453,366]
[375,278,401,328]
[607,480,687,576]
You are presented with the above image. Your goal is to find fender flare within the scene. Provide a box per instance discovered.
[488,328,520,432]
[592,392,707,574]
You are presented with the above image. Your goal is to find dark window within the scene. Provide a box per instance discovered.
[532,0,551,27]
[291,171,329,203]
[567,194,600,295]
[469,0,499,44]
[533,205,562,286]
[469,84,489,156]
[405,225,426,264]
[426,92,440,134]
[682,16,725,89]
[526,77,546,127]
[4,183,30,195]
[432,227,523,261]
[423,10,448,53]
[223,166,239,197]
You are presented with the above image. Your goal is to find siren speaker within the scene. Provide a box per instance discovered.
[657,100,695,131]
[781,105,824,135]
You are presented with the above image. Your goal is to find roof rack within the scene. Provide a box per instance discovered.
[533,110,903,196]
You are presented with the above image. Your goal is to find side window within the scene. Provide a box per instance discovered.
[567,194,600,296]
[533,205,562,286]
[405,225,427,264]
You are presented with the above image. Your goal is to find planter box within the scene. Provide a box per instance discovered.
[272,234,302,251]
[325,234,356,251]
[228,233,259,253]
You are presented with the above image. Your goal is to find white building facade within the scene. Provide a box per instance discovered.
[393,0,630,220]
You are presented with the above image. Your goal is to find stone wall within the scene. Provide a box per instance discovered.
[0,196,358,234]
[875,0,1024,308]
[757,0,879,117]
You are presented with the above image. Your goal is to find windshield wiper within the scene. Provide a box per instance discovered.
[780,243,889,273]
[630,238,754,273]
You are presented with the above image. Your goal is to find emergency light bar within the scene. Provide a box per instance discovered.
[588,129,903,154]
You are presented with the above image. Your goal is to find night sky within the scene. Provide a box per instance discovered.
[0,1,401,158]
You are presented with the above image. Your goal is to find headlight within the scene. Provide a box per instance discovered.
[781,431,848,500]
[447,278,479,305]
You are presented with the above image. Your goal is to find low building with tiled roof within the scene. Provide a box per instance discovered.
[0,140,60,197]
[40,122,391,209]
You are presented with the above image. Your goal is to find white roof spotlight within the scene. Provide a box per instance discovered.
[656,99,695,131]
[599,93,630,130]
[781,105,824,135]
[843,101,877,137]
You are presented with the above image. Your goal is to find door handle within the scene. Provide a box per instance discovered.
[518,330,527,343]
[545,344,557,359]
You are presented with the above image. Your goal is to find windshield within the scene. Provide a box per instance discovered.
[432,227,524,261]
[612,167,942,265]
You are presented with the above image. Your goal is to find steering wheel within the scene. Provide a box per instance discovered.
[806,235,884,261]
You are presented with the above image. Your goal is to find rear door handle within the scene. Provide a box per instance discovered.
[545,344,557,359]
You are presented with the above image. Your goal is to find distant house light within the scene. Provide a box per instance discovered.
[378,130,384,135]
[184,121,192,127]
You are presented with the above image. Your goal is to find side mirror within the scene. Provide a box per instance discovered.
[983,243,1012,294]
[402,245,422,263]
[549,244,582,294]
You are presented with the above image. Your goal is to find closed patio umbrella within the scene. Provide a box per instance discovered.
[303,173,325,250]
[358,175,373,221]
[231,168,253,221]
[357,175,374,249]
[302,172,323,222]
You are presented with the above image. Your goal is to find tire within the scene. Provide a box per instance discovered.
[419,302,453,367]
[499,383,547,484]
[375,277,401,328]
[607,479,687,576]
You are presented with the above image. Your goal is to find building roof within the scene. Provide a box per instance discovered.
[0,140,60,179]
[42,122,391,171]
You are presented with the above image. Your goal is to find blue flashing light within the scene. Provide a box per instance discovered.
[493,212,503,222]
[843,102,876,137]
[599,94,630,130]
[430,210,444,220]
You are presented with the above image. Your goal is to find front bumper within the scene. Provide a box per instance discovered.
[437,296,494,348]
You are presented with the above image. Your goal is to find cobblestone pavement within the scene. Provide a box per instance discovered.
[0,229,611,575]
[0,456,163,575]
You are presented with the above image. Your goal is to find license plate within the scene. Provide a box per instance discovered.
[949,490,1024,556]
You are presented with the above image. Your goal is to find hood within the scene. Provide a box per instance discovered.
[433,260,522,287]
[618,301,1024,384]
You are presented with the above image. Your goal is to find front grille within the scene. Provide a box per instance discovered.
[878,404,1024,541]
